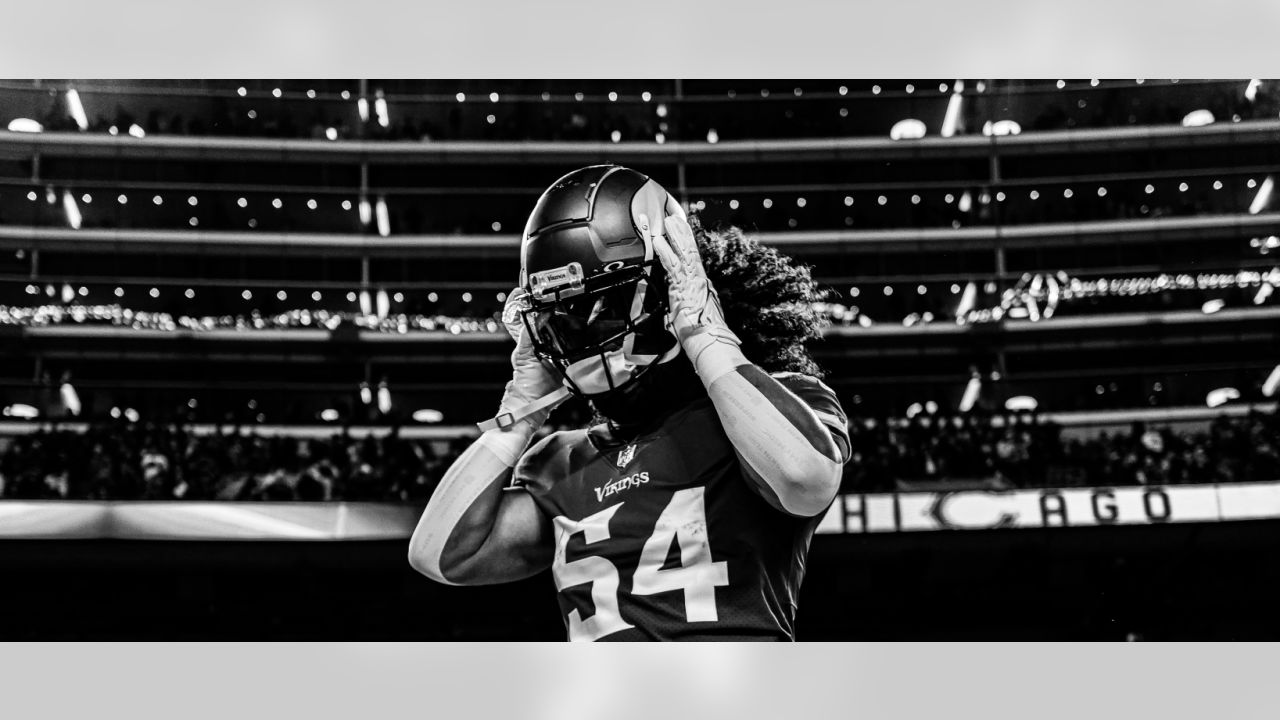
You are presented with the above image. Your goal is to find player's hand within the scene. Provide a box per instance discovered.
[496,287,567,422]
[644,212,741,351]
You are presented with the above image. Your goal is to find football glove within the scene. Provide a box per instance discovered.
[477,287,570,432]
[646,213,742,357]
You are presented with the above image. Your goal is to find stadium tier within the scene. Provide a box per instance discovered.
[1,79,1279,496]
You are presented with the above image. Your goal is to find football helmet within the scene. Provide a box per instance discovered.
[515,165,684,398]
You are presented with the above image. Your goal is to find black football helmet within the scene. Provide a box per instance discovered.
[515,165,683,398]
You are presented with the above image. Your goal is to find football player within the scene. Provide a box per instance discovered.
[409,165,851,640]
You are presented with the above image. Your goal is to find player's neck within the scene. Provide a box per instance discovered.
[590,355,706,439]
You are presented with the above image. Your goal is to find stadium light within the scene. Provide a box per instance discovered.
[958,190,972,213]
[376,289,390,320]
[128,124,145,138]
[889,119,926,140]
[61,190,82,230]
[320,409,340,422]
[982,119,1021,136]
[60,283,75,303]
[1249,176,1274,215]
[359,382,373,406]
[7,118,42,132]
[1005,396,1038,412]
[924,401,939,415]
[357,97,370,122]
[374,92,389,128]
[959,374,982,413]
[377,381,392,414]
[60,382,81,417]
[1201,299,1226,314]
[941,88,963,138]
[1255,283,1274,305]
[1264,365,1280,398]
[413,409,444,423]
[358,198,372,225]
[1246,79,1262,102]
[954,281,977,323]
[123,408,140,423]
[65,89,89,131]
[1181,109,1215,127]
[3,404,38,419]
[375,197,391,237]
[1206,387,1240,408]
[905,402,924,419]
[359,290,373,316]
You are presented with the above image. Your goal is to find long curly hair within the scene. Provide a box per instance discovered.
[690,215,831,377]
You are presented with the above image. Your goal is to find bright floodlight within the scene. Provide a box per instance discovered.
[1205,387,1240,408]
[1201,299,1226,314]
[123,408,140,423]
[376,289,390,320]
[377,382,392,414]
[954,281,977,322]
[358,198,372,226]
[62,190,82,230]
[1264,365,1280,398]
[889,118,926,140]
[7,118,42,132]
[1249,176,1273,215]
[128,124,145,138]
[359,382,373,406]
[982,119,1021,136]
[65,89,89,130]
[905,402,924,418]
[374,96,389,128]
[357,97,370,122]
[1255,283,1274,305]
[320,409,340,422]
[60,382,81,417]
[958,190,973,213]
[359,290,373,316]
[1005,395,1038,412]
[1246,79,1262,102]
[413,409,444,423]
[375,197,391,237]
[4,403,38,419]
[1181,109,1215,127]
[941,92,963,138]
[959,375,982,413]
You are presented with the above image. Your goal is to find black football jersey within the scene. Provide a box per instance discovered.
[514,372,850,641]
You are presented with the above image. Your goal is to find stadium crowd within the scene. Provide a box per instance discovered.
[1,410,1277,500]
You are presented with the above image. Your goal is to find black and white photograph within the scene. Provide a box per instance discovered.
[4,74,1280,646]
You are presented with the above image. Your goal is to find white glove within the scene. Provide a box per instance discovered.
[478,288,570,432]
[646,214,742,374]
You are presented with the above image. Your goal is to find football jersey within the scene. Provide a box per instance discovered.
[514,372,850,641]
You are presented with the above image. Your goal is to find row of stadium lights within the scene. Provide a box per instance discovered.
[3,389,444,425]
[925,363,1280,416]
[25,174,1273,234]
[227,79,1211,103]
[8,80,1263,143]
[21,283,500,306]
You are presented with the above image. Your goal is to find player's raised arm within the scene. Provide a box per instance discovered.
[649,214,851,518]
[407,290,568,585]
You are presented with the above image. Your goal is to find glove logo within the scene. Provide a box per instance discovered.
[616,444,637,471]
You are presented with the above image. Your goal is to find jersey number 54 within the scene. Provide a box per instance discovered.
[551,487,730,642]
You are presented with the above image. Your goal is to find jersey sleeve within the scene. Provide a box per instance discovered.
[771,372,852,464]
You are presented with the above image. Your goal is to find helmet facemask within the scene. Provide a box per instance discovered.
[519,261,678,398]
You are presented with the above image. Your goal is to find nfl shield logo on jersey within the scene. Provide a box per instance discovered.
[616,444,637,471]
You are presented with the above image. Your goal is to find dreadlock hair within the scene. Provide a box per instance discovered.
[689,214,832,377]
